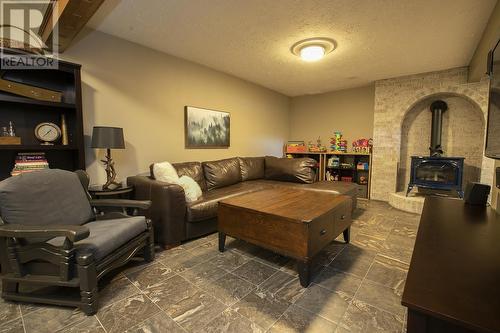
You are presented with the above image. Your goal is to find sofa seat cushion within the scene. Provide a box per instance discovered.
[186,182,265,222]
[202,158,242,191]
[48,216,147,260]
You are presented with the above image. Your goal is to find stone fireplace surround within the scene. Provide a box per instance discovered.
[371,67,493,210]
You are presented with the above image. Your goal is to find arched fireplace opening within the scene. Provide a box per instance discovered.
[397,94,485,197]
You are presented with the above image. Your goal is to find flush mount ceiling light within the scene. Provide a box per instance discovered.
[291,38,336,62]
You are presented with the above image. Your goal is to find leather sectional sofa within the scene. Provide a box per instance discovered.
[127,156,358,249]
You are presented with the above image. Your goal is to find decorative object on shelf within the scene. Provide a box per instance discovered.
[8,121,15,136]
[286,140,307,153]
[359,175,368,185]
[34,122,61,145]
[357,162,369,170]
[340,162,354,169]
[91,126,125,190]
[308,137,327,152]
[0,122,21,145]
[61,114,69,145]
[11,152,48,176]
[0,77,62,102]
[352,138,373,153]
[327,156,340,168]
[326,170,340,181]
[330,131,348,152]
[185,106,230,148]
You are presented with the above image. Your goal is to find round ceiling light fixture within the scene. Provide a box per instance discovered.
[291,38,336,62]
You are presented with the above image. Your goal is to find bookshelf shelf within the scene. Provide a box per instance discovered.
[0,145,78,151]
[0,95,76,109]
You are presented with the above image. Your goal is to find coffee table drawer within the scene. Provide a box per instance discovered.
[333,200,352,236]
[218,204,309,258]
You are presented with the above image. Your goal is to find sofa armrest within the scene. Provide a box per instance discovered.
[127,175,187,247]
[0,224,90,243]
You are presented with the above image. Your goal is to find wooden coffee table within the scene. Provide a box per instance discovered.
[217,187,353,287]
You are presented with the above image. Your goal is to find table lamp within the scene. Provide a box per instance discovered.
[91,126,125,189]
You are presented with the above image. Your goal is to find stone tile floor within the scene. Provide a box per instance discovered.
[0,200,420,333]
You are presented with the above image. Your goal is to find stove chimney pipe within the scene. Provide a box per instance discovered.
[429,100,447,157]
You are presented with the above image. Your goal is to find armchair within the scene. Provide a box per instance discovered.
[0,169,154,315]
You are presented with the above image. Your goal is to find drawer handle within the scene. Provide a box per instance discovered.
[320,229,327,236]
[341,215,346,220]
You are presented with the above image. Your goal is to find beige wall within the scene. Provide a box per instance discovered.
[63,30,290,184]
[469,1,500,82]
[468,2,499,209]
[289,85,375,148]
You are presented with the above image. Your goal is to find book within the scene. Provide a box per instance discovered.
[11,152,49,176]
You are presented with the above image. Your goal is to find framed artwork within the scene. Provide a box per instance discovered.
[184,106,230,148]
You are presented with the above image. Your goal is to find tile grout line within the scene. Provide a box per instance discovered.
[94,314,107,333]
[291,283,345,326]
[335,253,377,330]
[344,250,407,328]
[19,305,27,333]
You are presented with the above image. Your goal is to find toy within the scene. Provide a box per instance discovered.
[327,156,340,168]
[359,176,368,184]
[308,136,327,152]
[286,141,307,153]
[330,131,348,152]
[357,162,369,170]
[352,138,373,153]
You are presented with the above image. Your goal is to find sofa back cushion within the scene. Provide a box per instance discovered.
[238,157,265,181]
[202,157,241,190]
[264,156,317,184]
[173,162,207,192]
[0,169,94,226]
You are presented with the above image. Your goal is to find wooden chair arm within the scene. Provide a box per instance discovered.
[0,224,90,242]
[90,199,152,210]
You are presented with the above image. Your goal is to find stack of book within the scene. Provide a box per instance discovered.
[11,152,49,176]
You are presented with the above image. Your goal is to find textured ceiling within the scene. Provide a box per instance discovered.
[87,0,497,96]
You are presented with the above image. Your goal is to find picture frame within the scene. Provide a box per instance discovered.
[184,106,230,148]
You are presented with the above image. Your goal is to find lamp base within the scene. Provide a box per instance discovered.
[101,148,119,190]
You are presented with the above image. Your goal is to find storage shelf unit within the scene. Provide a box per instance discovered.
[0,50,84,180]
[285,151,372,199]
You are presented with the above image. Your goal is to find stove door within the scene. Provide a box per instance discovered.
[411,159,461,189]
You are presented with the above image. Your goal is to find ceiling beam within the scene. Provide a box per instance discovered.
[41,0,104,52]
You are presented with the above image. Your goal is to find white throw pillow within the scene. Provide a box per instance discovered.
[153,161,179,184]
[178,175,202,202]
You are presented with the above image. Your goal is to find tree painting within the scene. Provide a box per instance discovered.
[185,106,230,148]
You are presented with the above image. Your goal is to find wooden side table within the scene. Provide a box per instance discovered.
[88,184,133,199]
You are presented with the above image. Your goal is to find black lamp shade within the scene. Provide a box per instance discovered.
[91,126,125,149]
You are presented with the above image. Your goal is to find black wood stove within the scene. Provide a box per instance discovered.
[406,101,465,198]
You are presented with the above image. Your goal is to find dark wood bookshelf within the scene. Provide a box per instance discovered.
[0,145,79,151]
[0,50,84,180]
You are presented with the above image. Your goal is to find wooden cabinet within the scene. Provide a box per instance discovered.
[0,51,84,180]
[285,151,372,199]
[402,197,500,333]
